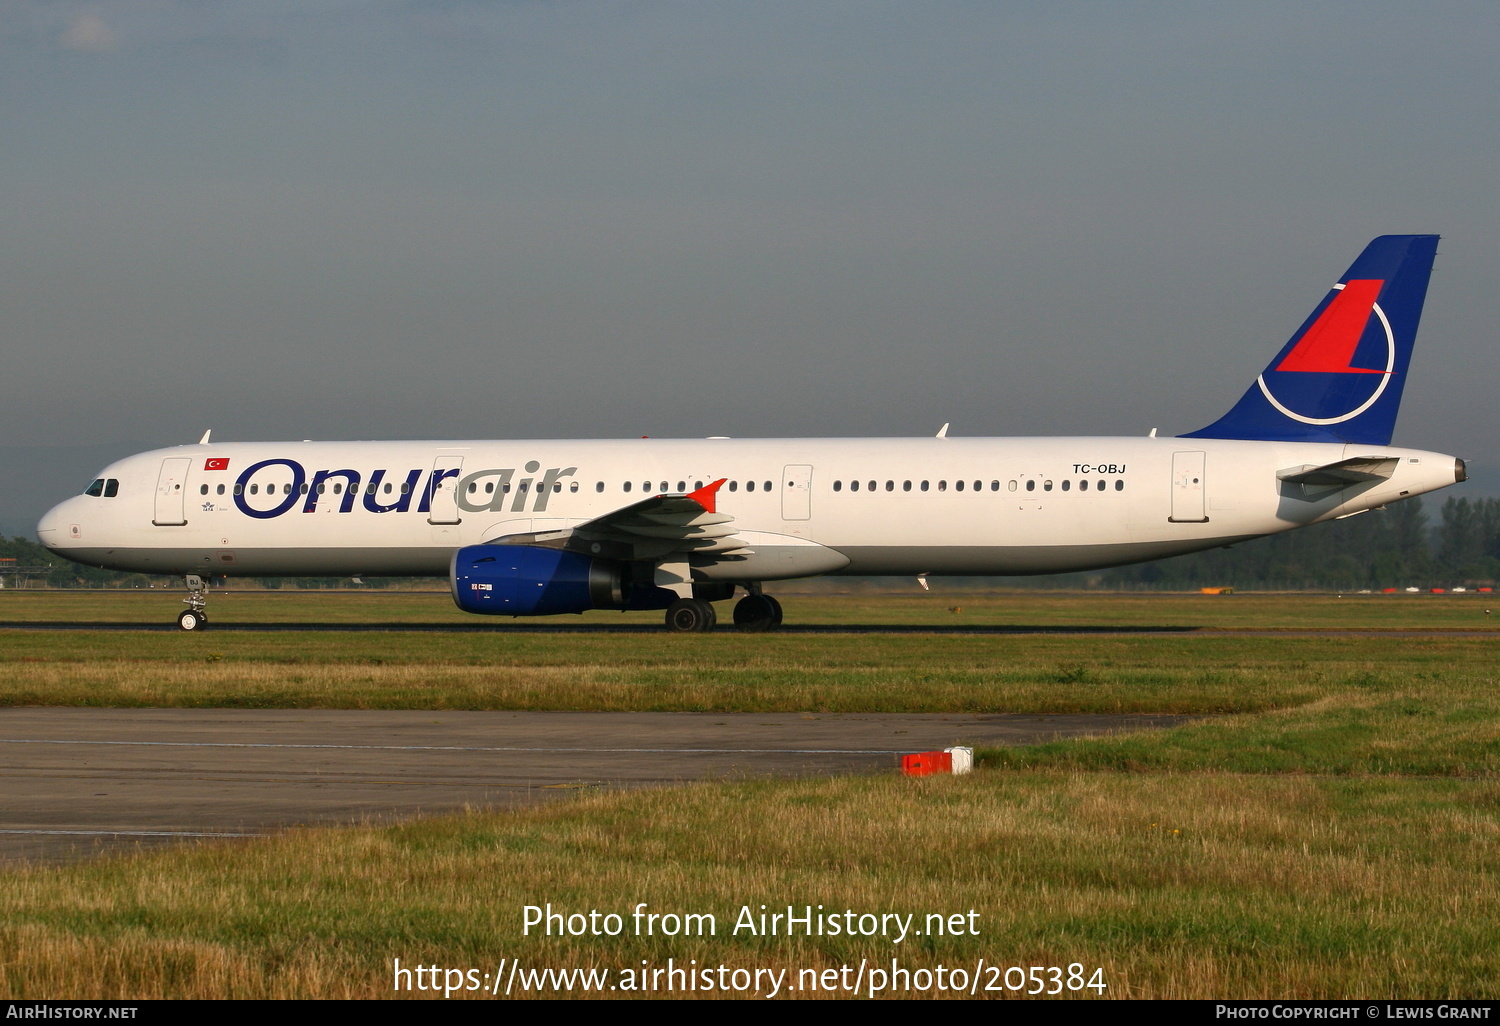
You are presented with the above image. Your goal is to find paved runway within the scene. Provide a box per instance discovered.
[0,708,1188,863]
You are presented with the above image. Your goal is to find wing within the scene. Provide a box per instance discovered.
[485,479,754,563]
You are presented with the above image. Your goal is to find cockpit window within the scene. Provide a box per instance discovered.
[104,479,119,497]
[85,479,105,497]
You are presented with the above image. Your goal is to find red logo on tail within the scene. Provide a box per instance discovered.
[1275,279,1387,374]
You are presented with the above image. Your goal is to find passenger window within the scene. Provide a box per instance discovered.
[661,482,668,492]
[903,481,912,491]
[694,481,703,491]
[595,482,603,493]
[85,479,104,496]
[234,484,243,496]
[867,480,875,492]
[1115,480,1124,491]
[1026,480,1035,492]
[833,481,842,492]
[677,481,685,493]
[851,480,860,492]
[1061,480,1070,492]
[1043,480,1053,491]
[728,481,737,492]
[200,484,209,495]
[764,481,772,492]
[955,480,965,492]
[624,482,633,493]
[921,481,929,491]
[938,480,947,491]
[974,480,982,492]
[398,482,407,494]
[299,483,308,494]
[886,481,894,491]
[571,482,580,492]
[1008,480,1016,492]
[747,481,756,492]
[216,484,225,495]
[554,483,562,492]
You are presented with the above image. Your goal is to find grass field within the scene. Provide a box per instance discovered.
[2,590,1498,999]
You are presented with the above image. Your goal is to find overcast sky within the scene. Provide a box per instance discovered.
[3,1,1497,533]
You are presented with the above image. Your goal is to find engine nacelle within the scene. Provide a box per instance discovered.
[450,545,677,616]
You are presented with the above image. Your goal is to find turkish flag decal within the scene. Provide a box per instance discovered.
[204,458,230,471]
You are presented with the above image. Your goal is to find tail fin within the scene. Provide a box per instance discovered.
[1184,235,1439,445]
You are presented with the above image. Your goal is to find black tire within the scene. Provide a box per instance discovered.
[665,598,716,633]
[733,594,783,632]
[177,610,206,631]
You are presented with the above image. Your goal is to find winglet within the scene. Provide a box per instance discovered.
[686,478,728,514]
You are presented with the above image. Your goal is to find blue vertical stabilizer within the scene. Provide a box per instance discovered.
[1184,235,1439,445]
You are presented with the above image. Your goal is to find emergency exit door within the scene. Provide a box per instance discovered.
[1168,450,1208,523]
[782,465,812,521]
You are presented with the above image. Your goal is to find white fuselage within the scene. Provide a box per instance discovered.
[36,435,1463,581]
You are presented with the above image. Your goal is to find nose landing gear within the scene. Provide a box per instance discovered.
[178,574,208,631]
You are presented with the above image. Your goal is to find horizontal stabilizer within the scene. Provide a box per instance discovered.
[1277,456,1398,488]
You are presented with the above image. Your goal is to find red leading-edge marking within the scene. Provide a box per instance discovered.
[686,478,728,513]
[1274,279,1387,374]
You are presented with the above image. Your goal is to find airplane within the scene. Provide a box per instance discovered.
[36,235,1464,632]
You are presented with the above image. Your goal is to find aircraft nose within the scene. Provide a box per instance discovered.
[36,498,77,551]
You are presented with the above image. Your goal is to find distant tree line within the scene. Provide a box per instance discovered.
[1103,496,1500,590]
[4,495,1498,591]
[0,533,124,587]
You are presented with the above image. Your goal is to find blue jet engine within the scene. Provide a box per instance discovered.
[450,544,677,616]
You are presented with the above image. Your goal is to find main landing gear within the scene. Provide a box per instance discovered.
[665,598,716,632]
[732,593,783,632]
[663,587,783,634]
[178,574,208,631]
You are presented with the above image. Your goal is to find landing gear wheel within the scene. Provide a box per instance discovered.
[665,598,717,633]
[180,574,209,632]
[733,594,784,632]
